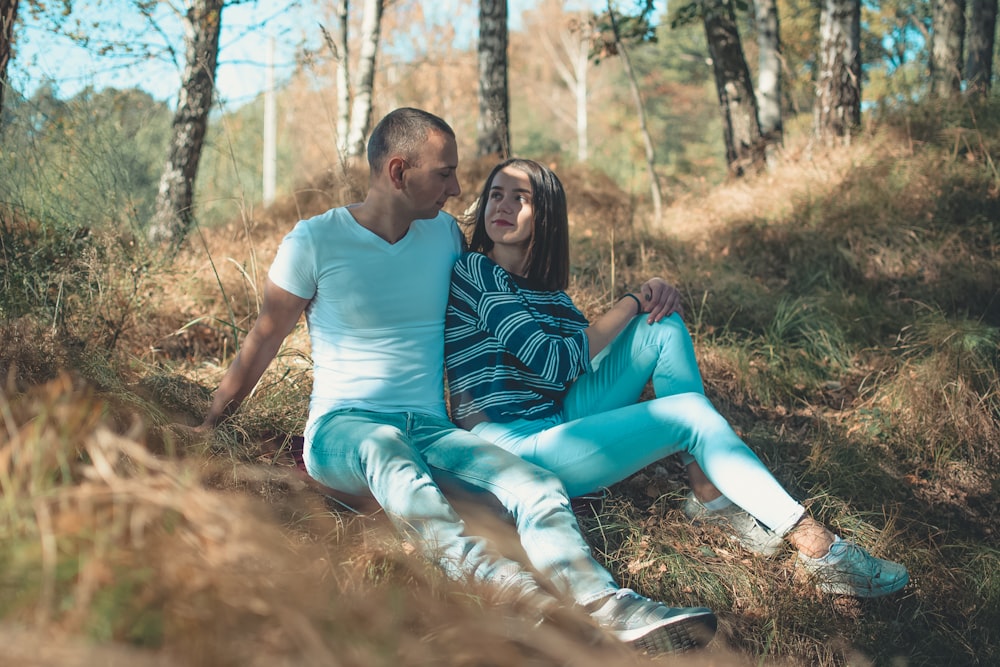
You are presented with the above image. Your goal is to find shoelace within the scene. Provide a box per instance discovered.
[835,541,883,576]
[613,588,646,601]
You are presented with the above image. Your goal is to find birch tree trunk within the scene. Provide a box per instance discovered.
[477,0,510,159]
[753,0,783,147]
[702,0,765,176]
[0,0,17,132]
[929,0,965,98]
[965,0,997,98]
[814,0,861,145]
[333,0,350,156]
[148,0,224,250]
[345,0,383,158]
[540,16,591,162]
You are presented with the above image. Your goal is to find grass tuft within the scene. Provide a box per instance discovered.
[2,99,999,665]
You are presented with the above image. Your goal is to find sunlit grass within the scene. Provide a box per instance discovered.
[2,99,999,665]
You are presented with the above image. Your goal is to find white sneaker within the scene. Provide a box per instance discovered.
[492,570,562,621]
[588,588,717,654]
[797,536,910,597]
[682,492,785,557]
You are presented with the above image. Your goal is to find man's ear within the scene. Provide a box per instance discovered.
[387,156,407,189]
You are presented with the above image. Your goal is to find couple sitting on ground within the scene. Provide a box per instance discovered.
[198,107,908,656]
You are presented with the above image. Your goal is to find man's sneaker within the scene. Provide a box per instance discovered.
[796,536,909,597]
[588,588,717,654]
[682,492,785,557]
[492,571,611,647]
[492,570,564,622]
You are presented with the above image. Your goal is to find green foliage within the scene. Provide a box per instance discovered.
[592,0,659,52]
[194,92,301,230]
[510,101,565,158]
[862,0,933,104]
[668,0,752,29]
[578,21,726,192]
[0,84,170,235]
[1,86,167,355]
[3,59,1000,667]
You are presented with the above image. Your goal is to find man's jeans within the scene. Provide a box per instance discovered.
[472,312,807,537]
[304,409,617,606]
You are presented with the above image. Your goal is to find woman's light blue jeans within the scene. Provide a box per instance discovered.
[304,408,617,606]
[471,313,807,538]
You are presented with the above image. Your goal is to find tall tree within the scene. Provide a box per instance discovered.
[0,0,17,130]
[343,0,383,158]
[753,0,783,147]
[929,0,965,97]
[965,0,997,98]
[699,0,765,176]
[537,7,592,162]
[477,0,510,159]
[814,0,861,145]
[606,4,662,218]
[147,0,225,249]
[332,0,350,157]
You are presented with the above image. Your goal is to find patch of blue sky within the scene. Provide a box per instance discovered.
[10,0,661,107]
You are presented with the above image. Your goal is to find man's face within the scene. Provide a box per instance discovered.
[400,130,461,219]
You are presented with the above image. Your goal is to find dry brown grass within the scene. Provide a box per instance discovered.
[2,103,999,666]
[3,375,756,667]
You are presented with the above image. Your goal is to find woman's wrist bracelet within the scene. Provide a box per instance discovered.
[622,293,642,314]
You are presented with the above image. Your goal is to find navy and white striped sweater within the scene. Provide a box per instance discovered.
[445,252,591,429]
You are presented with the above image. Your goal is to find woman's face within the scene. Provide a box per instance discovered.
[483,166,534,253]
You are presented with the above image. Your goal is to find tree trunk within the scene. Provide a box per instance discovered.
[263,36,276,206]
[702,0,765,177]
[540,17,591,162]
[753,0,783,147]
[814,0,861,146]
[148,0,224,250]
[573,45,588,163]
[0,0,20,132]
[966,0,997,98]
[929,0,965,97]
[334,0,350,157]
[477,0,510,159]
[345,0,383,158]
[606,4,662,222]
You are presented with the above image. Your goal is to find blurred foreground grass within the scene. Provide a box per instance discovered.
[2,99,999,666]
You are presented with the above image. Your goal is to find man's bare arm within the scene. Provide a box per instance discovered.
[202,279,310,428]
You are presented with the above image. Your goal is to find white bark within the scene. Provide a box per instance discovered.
[814,0,861,145]
[148,0,224,250]
[541,19,590,162]
[333,0,350,157]
[753,0,782,145]
[345,0,383,158]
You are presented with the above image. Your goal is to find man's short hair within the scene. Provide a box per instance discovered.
[367,108,455,173]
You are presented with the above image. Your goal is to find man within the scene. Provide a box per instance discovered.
[200,107,716,654]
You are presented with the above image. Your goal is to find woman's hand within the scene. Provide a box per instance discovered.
[637,278,684,324]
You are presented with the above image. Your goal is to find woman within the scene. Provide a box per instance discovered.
[444,158,908,598]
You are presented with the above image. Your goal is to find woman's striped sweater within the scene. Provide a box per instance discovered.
[444,252,591,429]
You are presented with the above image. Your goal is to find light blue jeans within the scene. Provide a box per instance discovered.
[304,408,617,606]
[472,313,807,538]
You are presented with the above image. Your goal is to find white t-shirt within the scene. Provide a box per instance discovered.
[268,207,463,439]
